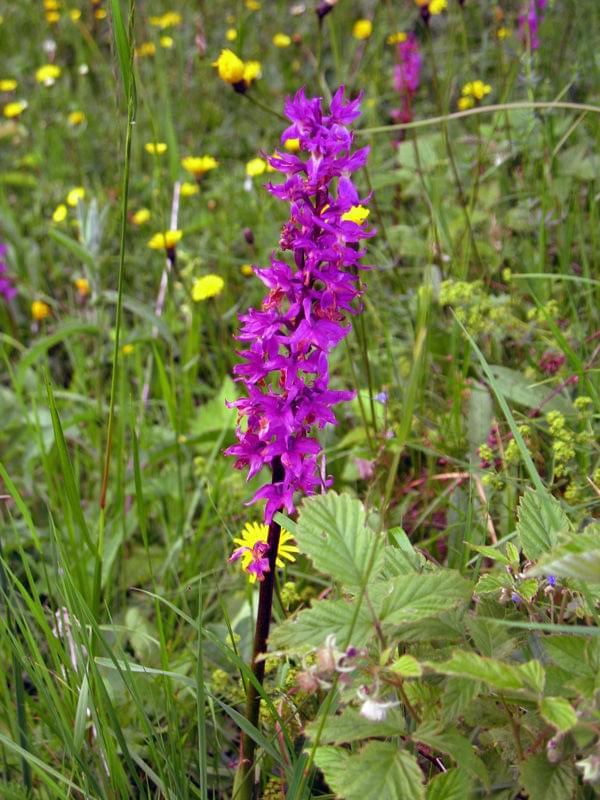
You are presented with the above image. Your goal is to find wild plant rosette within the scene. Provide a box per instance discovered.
[225,87,374,524]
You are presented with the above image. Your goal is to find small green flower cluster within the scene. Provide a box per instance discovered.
[546,410,577,478]
[439,279,511,336]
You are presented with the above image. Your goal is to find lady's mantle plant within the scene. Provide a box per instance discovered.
[225,86,373,797]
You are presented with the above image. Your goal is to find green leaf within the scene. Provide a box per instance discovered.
[441,678,481,726]
[413,724,489,787]
[486,365,573,415]
[539,697,578,732]
[16,321,100,386]
[48,227,96,269]
[315,742,425,800]
[270,598,373,650]
[516,489,569,561]
[543,636,592,677]
[373,571,472,628]
[295,492,383,588]
[469,544,511,565]
[391,655,422,678]
[102,290,177,347]
[428,651,545,694]
[426,768,472,800]
[531,530,600,582]
[475,573,512,594]
[306,707,405,745]
[520,754,576,800]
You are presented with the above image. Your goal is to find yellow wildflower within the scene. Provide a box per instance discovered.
[284,138,300,152]
[212,49,245,84]
[192,274,225,301]
[66,187,85,207]
[160,36,174,48]
[459,80,491,109]
[3,100,27,118]
[74,277,90,297]
[94,8,107,20]
[230,521,299,584]
[44,0,59,9]
[246,157,267,177]
[242,60,261,86]
[387,31,407,45]
[226,29,238,42]
[497,26,510,40]
[240,263,254,277]
[52,204,68,222]
[429,0,447,13]
[132,208,151,225]
[148,230,183,250]
[180,181,199,197]
[245,0,261,8]
[69,8,81,21]
[68,110,85,126]
[31,300,50,321]
[122,343,135,355]
[181,155,218,179]
[341,205,370,225]
[46,11,60,23]
[35,64,61,86]
[273,33,292,48]
[0,79,17,91]
[458,96,474,110]
[149,11,182,29]
[136,41,156,57]
[145,142,168,155]
[352,19,372,40]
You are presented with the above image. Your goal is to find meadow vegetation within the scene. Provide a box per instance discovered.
[1,0,600,798]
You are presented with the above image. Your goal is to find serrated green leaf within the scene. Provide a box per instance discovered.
[543,636,592,677]
[373,571,472,628]
[469,544,511,565]
[316,742,425,800]
[428,651,545,694]
[517,578,539,601]
[520,754,576,800]
[295,492,383,588]
[391,654,422,677]
[426,768,472,800]
[516,489,569,561]
[539,697,578,732]
[530,531,600,582]
[414,724,489,787]
[441,677,481,726]
[305,707,405,745]
[270,598,373,650]
[475,573,512,594]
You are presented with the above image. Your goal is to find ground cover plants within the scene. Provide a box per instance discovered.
[1,0,600,798]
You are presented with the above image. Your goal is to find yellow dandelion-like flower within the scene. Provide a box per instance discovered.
[44,0,59,10]
[242,60,261,86]
[497,26,510,40]
[246,157,267,177]
[74,277,90,297]
[180,181,199,197]
[145,141,167,155]
[46,11,60,23]
[273,32,292,48]
[69,8,81,21]
[122,343,135,355]
[212,49,245,84]
[52,203,68,222]
[245,0,261,9]
[341,205,370,225]
[132,208,150,225]
[153,11,182,29]
[31,300,50,321]
[230,521,299,583]
[352,19,372,40]
[226,28,238,42]
[0,79,17,91]
[3,100,27,118]
[284,138,300,152]
[192,274,225,301]
[148,230,183,250]
[181,155,218,179]
[160,35,174,48]
[387,31,407,45]
[240,263,254,277]
[94,8,107,20]
[66,187,85,207]
[68,110,85,126]
[428,0,447,14]
[35,64,61,86]
[458,96,474,110]
[136,41,156,58]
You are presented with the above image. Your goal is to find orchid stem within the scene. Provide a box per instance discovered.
[233,457,284,800]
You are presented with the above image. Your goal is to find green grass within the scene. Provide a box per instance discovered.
[1,0,600,797]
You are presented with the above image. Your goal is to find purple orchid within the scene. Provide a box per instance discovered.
[0,243,17,302]
[519,0,548,50]
[391,33,422,126]
[225,87,373,522]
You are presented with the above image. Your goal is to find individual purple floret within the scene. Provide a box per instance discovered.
[391,33,421,126]
[0,243,17,301]
[225,87,374,522]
